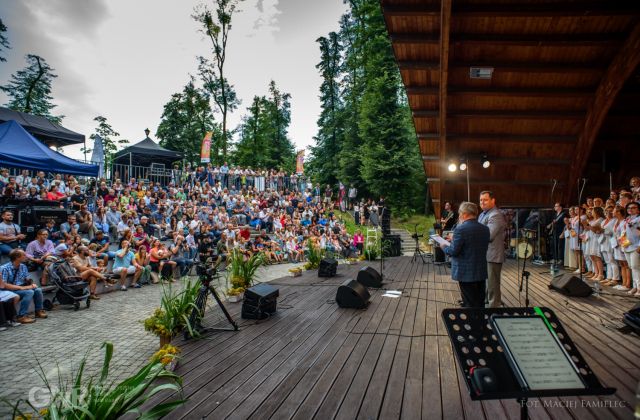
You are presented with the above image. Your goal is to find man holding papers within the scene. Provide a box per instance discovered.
[439,202,490,307]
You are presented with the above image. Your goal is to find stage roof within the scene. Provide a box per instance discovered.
[381,0,640,214]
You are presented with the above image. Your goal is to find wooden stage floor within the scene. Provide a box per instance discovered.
[151,256,638,419]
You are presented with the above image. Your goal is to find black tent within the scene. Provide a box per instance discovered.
[114,132,182,167]
[0,107,85,147]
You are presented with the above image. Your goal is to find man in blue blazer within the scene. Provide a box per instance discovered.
[440,202,490,307]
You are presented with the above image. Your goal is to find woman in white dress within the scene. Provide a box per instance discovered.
[600,206,620,286]
[613,205,631,291]
[622,202,640,297]
[563,208,577,269]
[570,207,583,273]
[585,207,605,281]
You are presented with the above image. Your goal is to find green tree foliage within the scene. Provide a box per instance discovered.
[1,54,63,124]
[90,116,129,167]
[0,18,10,62]
[306,0,426,212]
[193,0,242,163]
[307,32,343,187]
[156,77,218,166]
[233,80,296,172]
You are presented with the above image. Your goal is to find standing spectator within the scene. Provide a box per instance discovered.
[478,191,506,308]
[348,185,357,209]
[0,210,26,255]
[324,184,333,205]
[623,202,640,297]
[0,249,47,323]
[440,202,490,308]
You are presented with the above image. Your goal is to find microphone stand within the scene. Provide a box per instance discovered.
[550,179,558,275]
[379,206,392,283]
[520,229,531,307]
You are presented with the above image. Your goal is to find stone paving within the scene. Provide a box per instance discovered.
[0,262,301,416]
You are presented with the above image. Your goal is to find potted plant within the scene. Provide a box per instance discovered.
[227,286,245,302]
[304,239,325,270]
[143,281,200,347]
[227,248,264,295]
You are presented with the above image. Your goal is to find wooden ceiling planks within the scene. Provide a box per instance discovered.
[381,0,640,208]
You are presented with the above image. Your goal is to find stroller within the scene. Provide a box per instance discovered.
[44,260,91,311]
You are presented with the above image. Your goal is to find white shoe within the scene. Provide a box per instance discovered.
[120,285,127,291]
[615,285,630,291]
[0,326,6,331]
[573,269,581,274]
[8,321,21,327]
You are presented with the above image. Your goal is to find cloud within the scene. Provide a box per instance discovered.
[0,0,110,126]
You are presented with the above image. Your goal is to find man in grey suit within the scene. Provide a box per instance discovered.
[479,191,507,308]
[441,202,490,308]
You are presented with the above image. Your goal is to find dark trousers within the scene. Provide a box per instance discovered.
[0,300,16,325]
[458,280,486,308]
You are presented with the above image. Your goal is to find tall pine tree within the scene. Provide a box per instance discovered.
[308,32,343,187]
[1,54,63,124]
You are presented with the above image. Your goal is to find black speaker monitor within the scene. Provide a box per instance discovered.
[318,258,338,277]
[549,274,592,297]
[336,279,370,309]
[357,266,382,288]
[242,283,279,320]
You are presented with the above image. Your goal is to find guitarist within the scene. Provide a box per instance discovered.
[435,201,457,234]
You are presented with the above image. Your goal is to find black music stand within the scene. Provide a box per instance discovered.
[441,307,615,420]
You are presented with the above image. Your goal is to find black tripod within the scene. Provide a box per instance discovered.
[411,224,427,264]
[184,264,238,340]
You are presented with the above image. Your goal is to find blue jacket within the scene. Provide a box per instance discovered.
[443,219,490,282]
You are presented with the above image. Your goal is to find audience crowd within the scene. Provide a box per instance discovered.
[0,167,373,329]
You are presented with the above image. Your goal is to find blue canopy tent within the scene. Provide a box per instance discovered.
[0,120,99,177]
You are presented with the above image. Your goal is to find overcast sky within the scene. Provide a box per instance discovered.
[0,0,347,159]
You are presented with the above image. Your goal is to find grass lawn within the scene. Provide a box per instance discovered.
[334,210,435,239]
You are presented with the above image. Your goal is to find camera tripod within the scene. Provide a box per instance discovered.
[184,263,238,340]
[411,224,428,264]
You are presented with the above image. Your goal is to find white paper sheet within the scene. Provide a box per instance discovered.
[430,234,450,247]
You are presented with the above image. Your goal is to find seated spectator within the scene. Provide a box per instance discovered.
[25,229,56,286]
[134,245,152,285]
[71,246,108,299]
[75,204,96,239]
[169,235,192,278]
[150,239,177,282]
[70,185,86,211]
[90,231,114,262]
[0,289,20,329]
[106,203,121,239]
[60,214,80,240]
[113,240,140,291]
[43,219,62,243]
[0,210,26,255]
[0,249,47,324]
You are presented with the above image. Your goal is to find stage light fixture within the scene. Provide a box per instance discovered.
[459,161,467,171]
[482,155,491,168]
[448,162,457,172]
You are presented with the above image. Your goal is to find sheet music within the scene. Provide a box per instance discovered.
[430,234,450,247]
[492,317,585,390]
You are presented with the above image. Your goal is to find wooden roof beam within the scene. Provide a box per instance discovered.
[423,134,578,144]
[399,60,607,73]
[437,0,452,218]
[392,33,625,46]
[413,110,585,120]
[407,86,594,97]
[383,3,640,17]
[424,155,570,165]
[565,23,640,203]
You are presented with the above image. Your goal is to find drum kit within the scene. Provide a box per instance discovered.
[515,229,536,259]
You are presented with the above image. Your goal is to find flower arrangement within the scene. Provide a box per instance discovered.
[143,308,174,338]
[227,286,245,296]
[304,239,324,270]
[151,344,181,366]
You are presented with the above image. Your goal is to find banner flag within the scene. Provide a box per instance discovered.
[200,132,212,163]
[296,149,305,174]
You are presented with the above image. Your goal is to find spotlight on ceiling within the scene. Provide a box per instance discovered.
[448,162,458,172]
[459,160,467,171]
[482,155,491,169]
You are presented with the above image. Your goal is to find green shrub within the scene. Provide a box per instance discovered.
[304,239,325,270]
[6,342,185,419]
